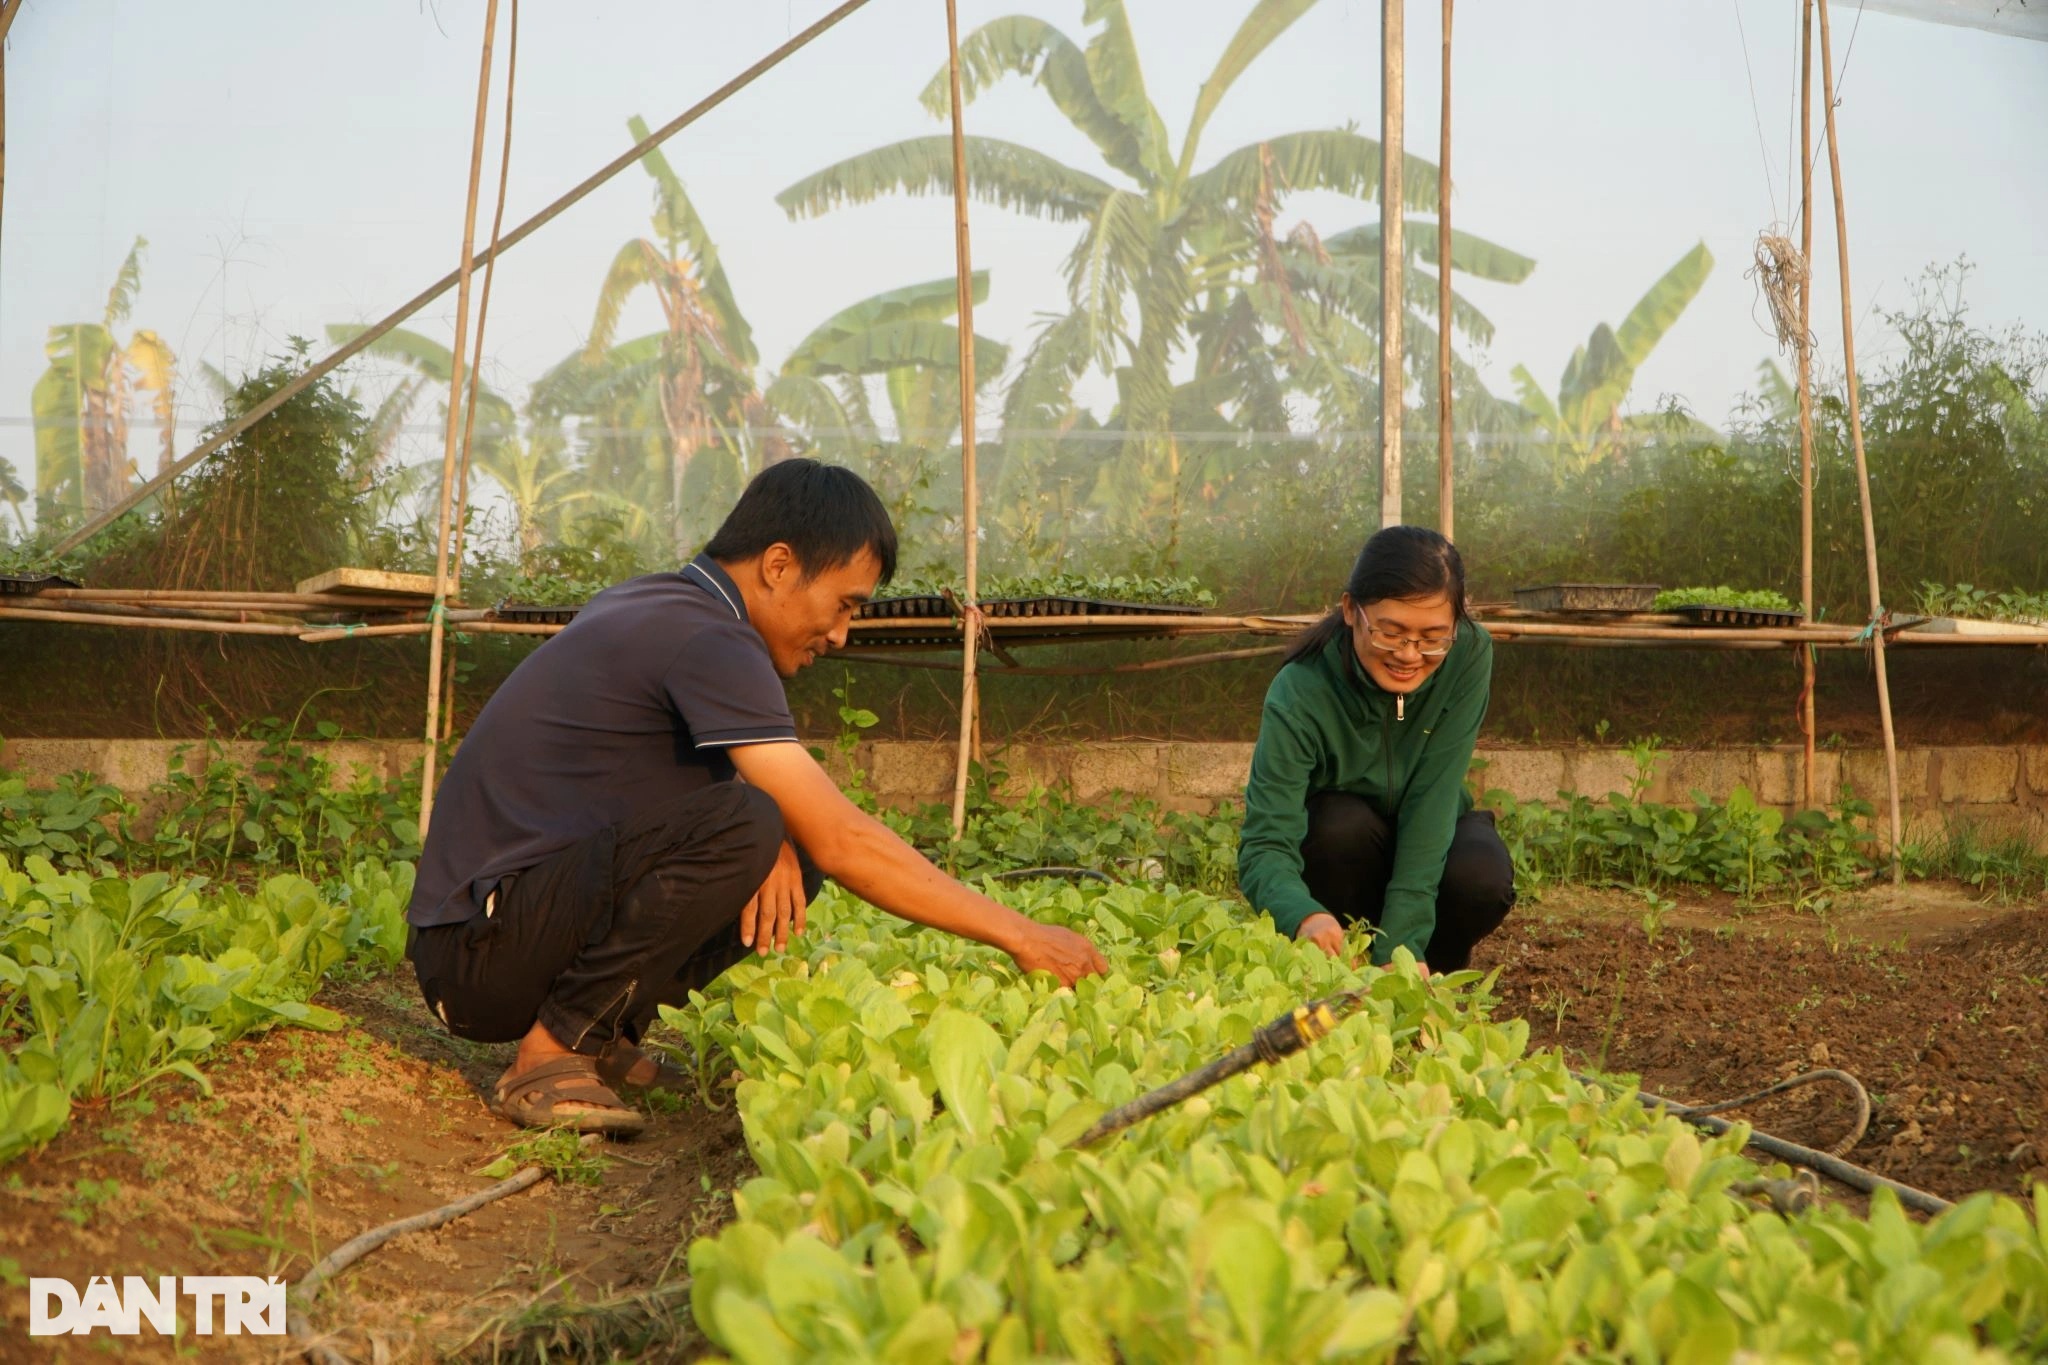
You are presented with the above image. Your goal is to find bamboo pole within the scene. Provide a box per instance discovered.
[0,0,20,277]
[1797,0,1818,808]
[47,0,880,559]
[302,620,551,644]
[1378,0,1405,528]
[418,0,502,843]
[441,0,521,745]
[1817,0,1905,878]
[1436,0,1453,541]
[40,588,414,608]
[0,607,305,636]
[942,0,982,837]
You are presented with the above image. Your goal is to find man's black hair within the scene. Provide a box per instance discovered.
[703,458,898,585]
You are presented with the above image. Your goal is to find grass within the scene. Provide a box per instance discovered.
[1902,819,2048,903]
[446,1279,697,1363]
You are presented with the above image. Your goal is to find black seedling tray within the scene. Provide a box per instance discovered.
[1513,583,1659,614]
[858,595,954,621]
[495,601,583,624]
[1670,604,1804,629]
[0,573,80,596]
[982,596,1200,619]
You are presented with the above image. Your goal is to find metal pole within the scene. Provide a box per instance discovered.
[1817,0,1904,879]
[48,0,879,559]
[418,0,501,842]
[1435,0,1452,541]
[1797,0,1818,808]
[1378,0,1405,528]
[943,0,981,838]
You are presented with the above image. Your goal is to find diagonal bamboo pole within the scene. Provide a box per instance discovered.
[1436,0,1453,541]
[943,0,981,837]
[0,0,20,280]
[1817,0,1904,878]
[1797,0,1818,808]
[48,0,879,559]
[1378,0,1405,528]
[440,0,521,745]
[419,0,502,841]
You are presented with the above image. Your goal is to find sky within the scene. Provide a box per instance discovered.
[4,0,2045,534]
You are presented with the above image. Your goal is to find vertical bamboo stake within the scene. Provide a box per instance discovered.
[1435,0,1453,541]
[1817,0,1903,878]
[419,0,502,841]
[442,0,521,744]
[1378,0,1405,528]
[0,0,18,276]
[1796,0,1818,808]
[943,0,980,837]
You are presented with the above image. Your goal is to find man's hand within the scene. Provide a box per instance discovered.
[726,743,1108,981]
[1296,912,1346,959]
[1006,921,1108,986]
[740,840,807,955]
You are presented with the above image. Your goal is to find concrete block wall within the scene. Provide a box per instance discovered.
[4,737,2045,840]
[843,740,2048,840]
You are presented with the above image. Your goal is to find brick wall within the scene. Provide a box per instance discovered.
[6,737,2045,839]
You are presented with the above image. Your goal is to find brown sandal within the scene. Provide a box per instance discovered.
[595,1040,691,1095]
[493,1054,647,1135]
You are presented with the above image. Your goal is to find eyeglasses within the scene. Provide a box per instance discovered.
[1360,612,1454,658]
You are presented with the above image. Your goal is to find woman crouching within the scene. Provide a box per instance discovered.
[1238,526,1514,974]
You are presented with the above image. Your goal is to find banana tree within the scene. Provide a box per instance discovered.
[29,237,178,521]
[555,114,783,557]
[1511,241,1714,470]
[0,459,29,537]
[778,0,1532,551]
[324,324,606,555]
[323,324,518,486]
[767,273,1009,558]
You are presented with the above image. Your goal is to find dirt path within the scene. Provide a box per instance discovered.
[1475,882,2048,1205]
[0,965,743,1362]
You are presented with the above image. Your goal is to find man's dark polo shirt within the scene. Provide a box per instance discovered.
[407,555,796,927]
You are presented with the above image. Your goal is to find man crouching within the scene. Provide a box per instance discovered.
[406,459,1106,1133]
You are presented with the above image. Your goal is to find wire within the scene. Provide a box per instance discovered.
[1733,0,1781,225]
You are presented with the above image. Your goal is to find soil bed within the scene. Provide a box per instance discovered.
[1475,882,2048,1206]
[0,964,744,1362]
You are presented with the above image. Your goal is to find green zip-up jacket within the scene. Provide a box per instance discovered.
[1237,620,1493,964]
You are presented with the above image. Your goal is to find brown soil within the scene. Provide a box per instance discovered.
[1473,883,2048,1207]
[0,964,745,1362]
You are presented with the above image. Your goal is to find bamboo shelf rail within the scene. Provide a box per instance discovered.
[10,592,2046,654]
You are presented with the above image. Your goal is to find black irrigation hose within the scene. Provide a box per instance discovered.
[1611,1078,1955,1218]
[1070,1000,1345,1148]
[1659,1068,1873,1157]
[988,866,1116,884]
[288,1133,606,1364]
[1064,988,1956,1219]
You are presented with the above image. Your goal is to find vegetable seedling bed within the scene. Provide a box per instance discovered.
[857,595,953,621]
[981,596,1199,619]
[1513,583,1660,614]
[0,573,80,595]
[494,601,583,624]
[1670,604,1805,629]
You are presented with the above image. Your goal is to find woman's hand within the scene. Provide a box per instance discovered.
[1296,912,1346,958]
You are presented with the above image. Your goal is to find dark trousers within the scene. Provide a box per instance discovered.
[1300,792,1515,972]
[408,782,818,1055]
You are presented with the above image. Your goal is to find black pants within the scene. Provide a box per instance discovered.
[408,782,819,1055]
[1300,792,1515,972]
